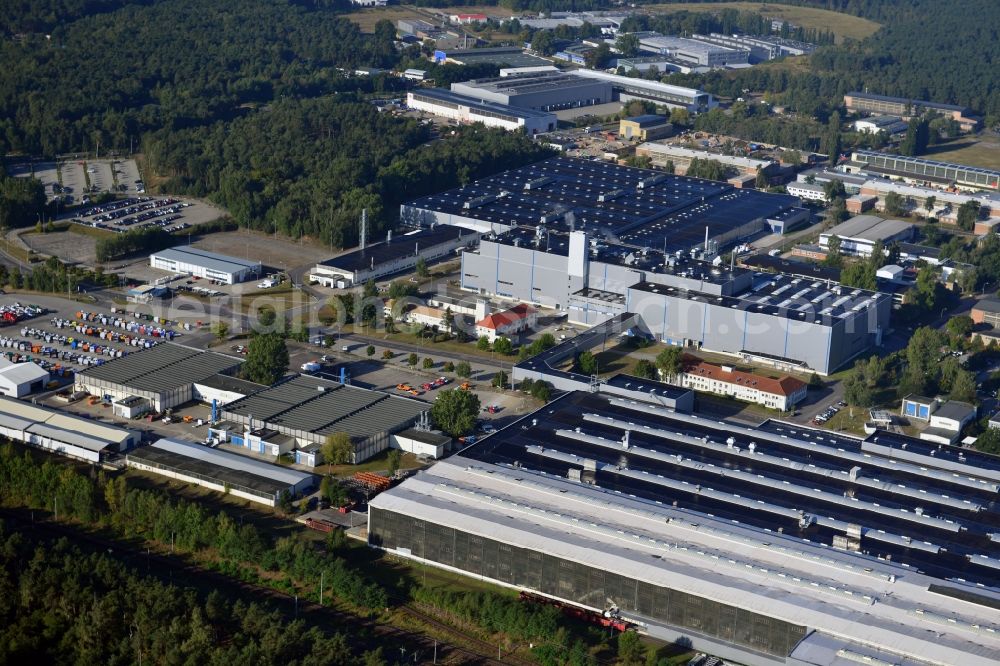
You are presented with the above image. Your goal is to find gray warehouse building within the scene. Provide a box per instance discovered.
[75,342,244,412]
[451,72,613,111]
[221,374,429,465]
[309,224,479,288]
[636,34,750,68]
[149,247,262,284]
[568,69,717,113]
[406,156,877,374]
[626,271,890,375]
[461,229,888,375]
[369,390,1000,666]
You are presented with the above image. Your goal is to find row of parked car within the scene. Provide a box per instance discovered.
[812,400,847,425]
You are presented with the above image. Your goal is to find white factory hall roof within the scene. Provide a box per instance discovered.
[147,438,312,486]
[151,246,261,273]
[371,458,1000,666]
[0,395,134,449]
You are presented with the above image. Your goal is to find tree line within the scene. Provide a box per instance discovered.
[0,444,388,613]
[0,518,377,664]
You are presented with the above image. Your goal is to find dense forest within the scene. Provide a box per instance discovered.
[145,106,551,243]
[0,521,370,664]
[0,0,399,156]
[660,0,1000,123]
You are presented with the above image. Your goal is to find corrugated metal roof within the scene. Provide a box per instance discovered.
[27,422,116,452]
[44,412,132,444]
[78,343,242,393]
[0,395,134,445]
[0,361,49,386]
[0,412,37,431]
[223,374,427,437]
[371,460,1000,665]
[151,246,261,274]
[148,438,312,485]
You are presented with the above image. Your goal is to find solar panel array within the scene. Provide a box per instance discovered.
[631,273,886,324]
[406,156,801,253]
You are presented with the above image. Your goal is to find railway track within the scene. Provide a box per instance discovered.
[0,510,525,665]
[398,603,536,666]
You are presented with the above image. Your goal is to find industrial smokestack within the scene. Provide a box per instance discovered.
[704,226,709,252]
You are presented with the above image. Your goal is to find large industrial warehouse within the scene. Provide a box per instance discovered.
[220,374,429,465]
[369,390,1000,666]
[309,223,480,288]
[407,156,877,374]
[127,437,313,506]
[149,246,262,284]
[567,69,717,113]
[75,342,244,412]
[450,72,613,111]
[851,149,1000,191]
[405,89,557,135]
[402,156,806,249]
[626,272,890,375]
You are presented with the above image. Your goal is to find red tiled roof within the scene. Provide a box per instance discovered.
[681,356,806,397]
[476,303,536,330]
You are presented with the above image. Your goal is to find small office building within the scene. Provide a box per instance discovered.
[149,247,261,284]
[921,401,977,445]
[901,394,936,421]
[678,358,808,411]
[391,428,452,459]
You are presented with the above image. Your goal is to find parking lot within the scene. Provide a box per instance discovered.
[0,293,201,374]
[71,196,194,234]
[287,340,537,424]
[8,158,147,207]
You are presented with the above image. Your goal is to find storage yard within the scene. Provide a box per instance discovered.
[369,390,1000,665]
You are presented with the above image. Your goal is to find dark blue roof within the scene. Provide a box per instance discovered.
[320,225,476,273]
[626,114,668,127]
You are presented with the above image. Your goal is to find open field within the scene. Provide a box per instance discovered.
[343,4,515,32]
[21,228,100,266]
[922,136,1000,170]
[644,2,881,43]
[193,230,332,273]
